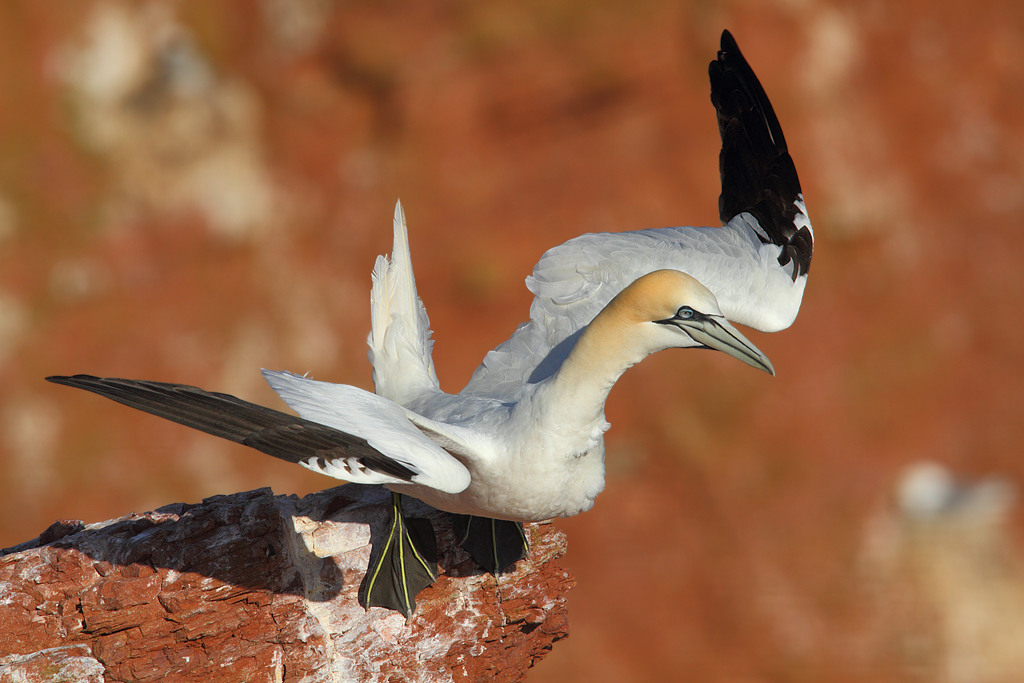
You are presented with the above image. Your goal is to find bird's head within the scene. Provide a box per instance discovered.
[608,269,775,376]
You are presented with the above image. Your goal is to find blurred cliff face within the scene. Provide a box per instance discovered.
[57,3,276,240]
[862,463,1024,683]
[2,1,1024,681]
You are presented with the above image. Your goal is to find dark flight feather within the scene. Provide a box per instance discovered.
[45,375,416,481]
[710,30,812,278]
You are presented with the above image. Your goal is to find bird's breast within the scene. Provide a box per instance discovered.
[394,390,611,520]
[401,441,607,522]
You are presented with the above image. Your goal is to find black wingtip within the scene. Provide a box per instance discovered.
[720,29,739,53]
[710,30,812,279]
[46,374,97,386]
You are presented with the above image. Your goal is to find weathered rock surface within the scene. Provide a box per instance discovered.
[0,485,573,682]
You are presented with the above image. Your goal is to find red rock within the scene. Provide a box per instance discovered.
[0,644,104,683]
[0,485,572,681]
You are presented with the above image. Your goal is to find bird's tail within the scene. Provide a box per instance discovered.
[368,201,440,404]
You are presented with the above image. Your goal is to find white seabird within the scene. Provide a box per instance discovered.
[48,30,813,617]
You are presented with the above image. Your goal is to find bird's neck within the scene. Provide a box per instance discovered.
[533,307,649,429]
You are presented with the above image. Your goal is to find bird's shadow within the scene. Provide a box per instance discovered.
[1,484,483,603]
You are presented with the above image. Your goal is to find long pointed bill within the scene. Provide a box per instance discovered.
[681,318,775,376]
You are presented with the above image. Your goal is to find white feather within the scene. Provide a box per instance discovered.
[262,369,470,494]
[462,209,809,401]
[368,201,440,406]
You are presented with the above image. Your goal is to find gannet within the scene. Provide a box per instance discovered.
[48,30,813,617]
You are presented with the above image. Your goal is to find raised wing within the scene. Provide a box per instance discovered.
[462,31,812,401]
[711,29,812,277]
[368,202,441,406]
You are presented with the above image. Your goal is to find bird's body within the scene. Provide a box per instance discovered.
[273,219,779,523]
[394,380,611,522]
[270,362,609,523]
[48,31,813,616]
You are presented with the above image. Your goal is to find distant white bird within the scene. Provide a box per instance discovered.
[48,30,813,617]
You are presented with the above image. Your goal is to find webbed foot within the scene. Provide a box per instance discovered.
[359,492,438,618]
[454,514,530,575]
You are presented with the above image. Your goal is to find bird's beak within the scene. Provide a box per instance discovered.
[679,317,775,376]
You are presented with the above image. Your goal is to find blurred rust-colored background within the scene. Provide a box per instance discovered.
[3,1,1024,680]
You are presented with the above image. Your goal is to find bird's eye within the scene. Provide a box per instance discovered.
[676,306,695,319]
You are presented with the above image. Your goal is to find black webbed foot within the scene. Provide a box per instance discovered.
[359,492,438,618]
[454,514,529,575]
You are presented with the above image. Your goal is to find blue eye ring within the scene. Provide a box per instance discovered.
[677,306,695,319]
